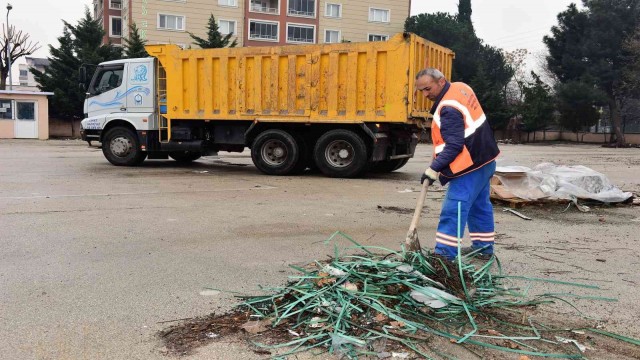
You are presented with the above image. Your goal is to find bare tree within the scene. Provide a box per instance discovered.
[0,25,40,90]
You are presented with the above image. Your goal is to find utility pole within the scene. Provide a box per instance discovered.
[6,3,12,90]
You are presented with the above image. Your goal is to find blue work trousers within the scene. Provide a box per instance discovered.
[434,161,497,259]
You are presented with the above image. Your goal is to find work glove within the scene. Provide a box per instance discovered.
[421,168,438,185]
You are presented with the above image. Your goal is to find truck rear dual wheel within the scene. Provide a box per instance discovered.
[313,129,368,178]
[102,127,147,166]
[251,129,302,175]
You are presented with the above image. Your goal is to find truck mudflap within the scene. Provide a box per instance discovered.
[80,128,101,142]
[370,133,419,162]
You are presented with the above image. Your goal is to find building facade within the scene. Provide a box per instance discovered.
[94,0,410,48]
[95,0,124,46]
[18,57,50,90]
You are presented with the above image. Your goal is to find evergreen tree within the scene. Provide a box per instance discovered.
[405,3,514,130]
[520,72,555,141]
[555,80,606,141]
[123,23,149,58]
[189,14,237,49]
[544,0,640,145]
[32,27,81,119]
[457,0,473,29]
[32,8,122,120]
[65,9,121,67]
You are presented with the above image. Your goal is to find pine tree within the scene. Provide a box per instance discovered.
[32,8,122,120]
[123,23,148,58]
[544,0,640,145]
[65,9,121,67]
[457,0,473,29]
[189,14,237,49]
[32,27,82,119]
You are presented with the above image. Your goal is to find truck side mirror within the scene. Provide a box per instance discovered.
[79,67,87,84]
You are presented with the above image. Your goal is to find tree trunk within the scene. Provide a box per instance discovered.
[609,98,625,146]
[0,67,6,90]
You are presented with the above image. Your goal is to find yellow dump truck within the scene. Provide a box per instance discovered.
[80,33,454,177]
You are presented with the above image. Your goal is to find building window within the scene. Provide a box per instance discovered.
[218,0,237,6]
[325,3,341,18]
[287,24,315,43]
[368,34,388,42]
[158,14,185,31]
[219,20,236,35]
[19,69,28,77]
[0,101,12,119]
[369,8,390,23]
[249,20,278,41]
[109,0,122,10]
[110,16,122,37]
[324,30,340,43]
[288,0,316,17]
[250,0,279,14]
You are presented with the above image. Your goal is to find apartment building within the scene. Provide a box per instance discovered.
[95,0,124,45]
[17,57,50,90]
[95,0,410,48]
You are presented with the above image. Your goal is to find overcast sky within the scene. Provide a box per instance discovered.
[8,0,577,81]
[410,0,578,70]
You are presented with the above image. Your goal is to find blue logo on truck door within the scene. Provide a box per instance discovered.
[131,65,148,83]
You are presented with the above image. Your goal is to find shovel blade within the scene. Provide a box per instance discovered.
[405,228,421,252]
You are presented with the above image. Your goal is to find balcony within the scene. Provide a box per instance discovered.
[288,0,315,17]
[250,0,279,14]
[109,0,122,10]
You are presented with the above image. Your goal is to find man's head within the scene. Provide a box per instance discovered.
[415,68,447,101]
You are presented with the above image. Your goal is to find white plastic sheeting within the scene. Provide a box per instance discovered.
[495,163,633,203]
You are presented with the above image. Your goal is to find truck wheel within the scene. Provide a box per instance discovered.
[371,158,410,173]
[251,129,300,175]
[313,129,368,178]
[102,127,146,166]
[169,151,202,163]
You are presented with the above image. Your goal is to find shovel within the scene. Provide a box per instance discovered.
[405,181,430,252]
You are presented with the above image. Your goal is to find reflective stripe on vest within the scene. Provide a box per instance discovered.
[433,99,487,138]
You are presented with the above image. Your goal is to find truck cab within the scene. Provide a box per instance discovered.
[81,58,158,165]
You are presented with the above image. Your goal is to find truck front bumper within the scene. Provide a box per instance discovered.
[80,128,102,142]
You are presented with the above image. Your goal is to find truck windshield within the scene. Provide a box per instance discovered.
[89,66,124,95]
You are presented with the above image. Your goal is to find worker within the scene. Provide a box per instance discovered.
[415,68,500,260]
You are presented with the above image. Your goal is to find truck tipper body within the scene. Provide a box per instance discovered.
[80,33,454,177]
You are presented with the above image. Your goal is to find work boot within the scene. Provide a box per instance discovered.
[460,246,493,261]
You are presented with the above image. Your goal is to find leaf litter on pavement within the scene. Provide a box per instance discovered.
[159,231,640,359]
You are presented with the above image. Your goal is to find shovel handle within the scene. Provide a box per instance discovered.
[408,181,429,233]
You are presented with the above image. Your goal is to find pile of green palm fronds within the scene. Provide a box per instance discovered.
[232,232,628,359]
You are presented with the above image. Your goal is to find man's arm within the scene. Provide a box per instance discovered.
[429,107,465,172]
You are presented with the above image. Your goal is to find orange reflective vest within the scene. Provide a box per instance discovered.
[432,82,499,178]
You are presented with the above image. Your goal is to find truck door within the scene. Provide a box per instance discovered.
[125,60,154,114]
[86,64,126,118]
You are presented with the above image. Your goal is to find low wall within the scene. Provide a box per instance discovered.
[494,130,640,145]
[49,118,82,138]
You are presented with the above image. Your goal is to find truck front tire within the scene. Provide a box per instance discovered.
[102,127,147,166]
[313,129,368,178]
[251,129,301,175]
